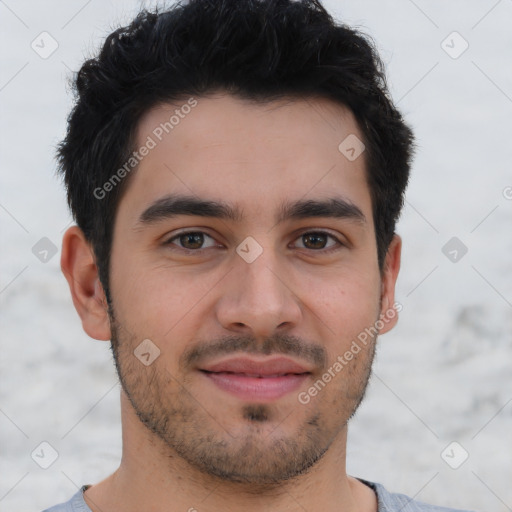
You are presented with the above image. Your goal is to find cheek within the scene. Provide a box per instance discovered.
[302,265,381,325]
[302,274,381,372]
[109,257,222,340]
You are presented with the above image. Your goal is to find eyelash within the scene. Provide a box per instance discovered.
[163,230,344,255]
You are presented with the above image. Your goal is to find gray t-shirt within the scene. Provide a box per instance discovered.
[41,479,475,512]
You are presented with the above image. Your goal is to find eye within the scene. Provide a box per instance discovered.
[164,231,219,252]
[292,231,343,252]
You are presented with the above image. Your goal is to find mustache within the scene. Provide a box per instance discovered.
[180,333,327,371]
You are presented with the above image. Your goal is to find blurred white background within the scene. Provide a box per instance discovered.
[1,1,511,510]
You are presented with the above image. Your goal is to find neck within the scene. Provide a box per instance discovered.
[83,392,377,512]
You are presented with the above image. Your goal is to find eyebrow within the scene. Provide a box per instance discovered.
[278,197,366,225]
[136,193,366,227]
[137,194,244,225]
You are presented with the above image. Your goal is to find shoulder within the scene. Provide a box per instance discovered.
[41,486,92,512]
[358,478,476,512]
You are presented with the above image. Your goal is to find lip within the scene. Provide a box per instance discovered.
[200,356,312,375]
[199,356,312,402]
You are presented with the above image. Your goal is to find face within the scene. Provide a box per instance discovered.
[106,93,400,484]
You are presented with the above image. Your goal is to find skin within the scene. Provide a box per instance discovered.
[61,93,401,512]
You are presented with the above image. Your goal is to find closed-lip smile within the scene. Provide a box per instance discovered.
[199,356,312,402]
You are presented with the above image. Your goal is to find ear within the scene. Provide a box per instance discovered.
[61,226,111,341]
[378,234,402,335]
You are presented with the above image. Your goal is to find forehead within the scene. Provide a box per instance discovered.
[119,93,372,227]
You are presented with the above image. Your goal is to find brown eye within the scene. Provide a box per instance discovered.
[165,231,217,251]
[303,232,328,249]
[293,231,342,252]
[178,232,205,249]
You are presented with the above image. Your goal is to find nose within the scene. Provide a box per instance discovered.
[214,247,303,339]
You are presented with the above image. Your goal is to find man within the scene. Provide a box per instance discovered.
[44,0,473,510]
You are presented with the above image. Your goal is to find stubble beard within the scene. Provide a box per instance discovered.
[108,310,377,487]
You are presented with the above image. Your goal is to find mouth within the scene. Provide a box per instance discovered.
[198,356,312,402]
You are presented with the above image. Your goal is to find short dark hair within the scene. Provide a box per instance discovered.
[57,0,414,303]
